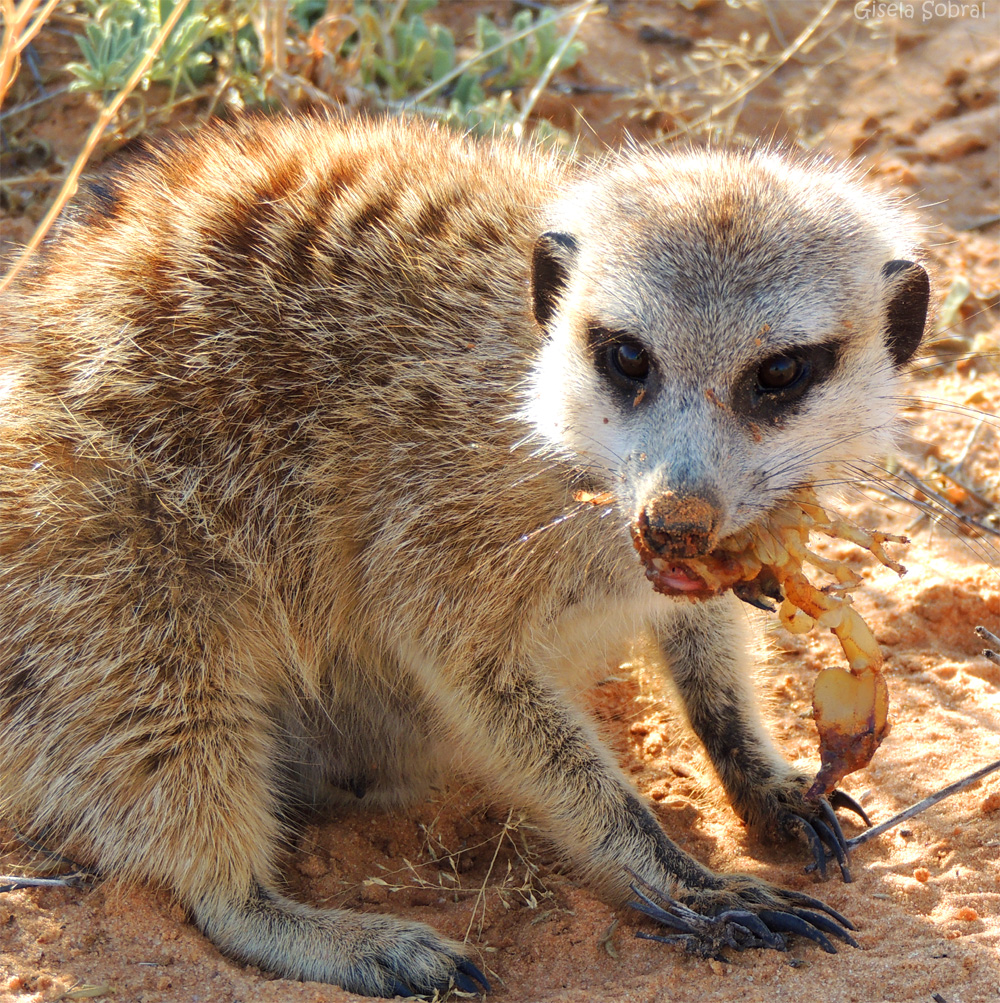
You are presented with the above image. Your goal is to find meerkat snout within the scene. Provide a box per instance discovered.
[636,490,722,558]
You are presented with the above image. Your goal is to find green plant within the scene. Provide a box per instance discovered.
[66,0,259,105]
[61,0,588,139]
[351,0,456,100]
[344,0,587,134]
[473,6,583,88]
[0,0,590,285]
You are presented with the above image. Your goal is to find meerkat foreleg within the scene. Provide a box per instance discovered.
[651,595,869,881]
[412,651,856,953]
[428,661,712,894]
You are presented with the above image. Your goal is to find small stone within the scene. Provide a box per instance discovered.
[913,867,931,883]
[916,107,994,162]
[875,625,902,646]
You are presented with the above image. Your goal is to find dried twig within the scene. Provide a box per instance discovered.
[403,0,591,108]
[658,0,841,142]
[0,827,98,893]
[0,871,94,893]
[515,0,596,129]
[846,757,1000,850]
[0,0,61,102]
[890,466,1000,540]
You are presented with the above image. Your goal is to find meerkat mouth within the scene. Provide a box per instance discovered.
[644,562,714,594]
[629,508,740,599]
[629,488,908,797]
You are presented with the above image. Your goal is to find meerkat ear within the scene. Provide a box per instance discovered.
[531,231,578,326]
[881,260,929,367]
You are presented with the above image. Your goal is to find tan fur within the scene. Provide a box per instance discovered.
[0,116,926,996]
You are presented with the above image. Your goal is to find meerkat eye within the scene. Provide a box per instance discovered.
[756,354,804,392]
[610,341,650,381]
[605,337,649,383]
[588,327,653,396]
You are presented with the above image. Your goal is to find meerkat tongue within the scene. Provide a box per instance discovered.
[649,561,706,593]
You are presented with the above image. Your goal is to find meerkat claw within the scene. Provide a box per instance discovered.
[780,889,857,930]
[756,910,838,953]
[714,909,788,950]
[388,954,488,999]
[828,789,872,827]
[811,817,852,882]
[819,798,849,847]
[789,908,860,948]
[799,789,872,878]
[628,885,702,934]
[451,973,480,995]
[630,887,785,954]
[455,959,491,994]
[795,818,830,879]
[635,930,726,959]
[791,791,865,882]
[629,881,858,959]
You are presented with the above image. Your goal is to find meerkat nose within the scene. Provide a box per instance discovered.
[638,490,722,559]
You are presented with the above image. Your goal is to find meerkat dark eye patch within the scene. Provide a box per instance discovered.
[732,341,841,424]
[531,231,578,326]
[881,260,929,367]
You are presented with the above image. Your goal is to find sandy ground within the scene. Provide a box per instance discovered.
[1,2,998,1002]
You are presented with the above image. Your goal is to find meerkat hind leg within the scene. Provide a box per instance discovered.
[171,732,487,997]
[5,597,483,997]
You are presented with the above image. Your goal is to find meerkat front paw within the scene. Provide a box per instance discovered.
[629,872,858,959]
[734,774,871,882]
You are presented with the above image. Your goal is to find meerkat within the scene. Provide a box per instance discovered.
[0,115,929,998]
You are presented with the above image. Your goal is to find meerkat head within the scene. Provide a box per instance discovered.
[523,148,928,578]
